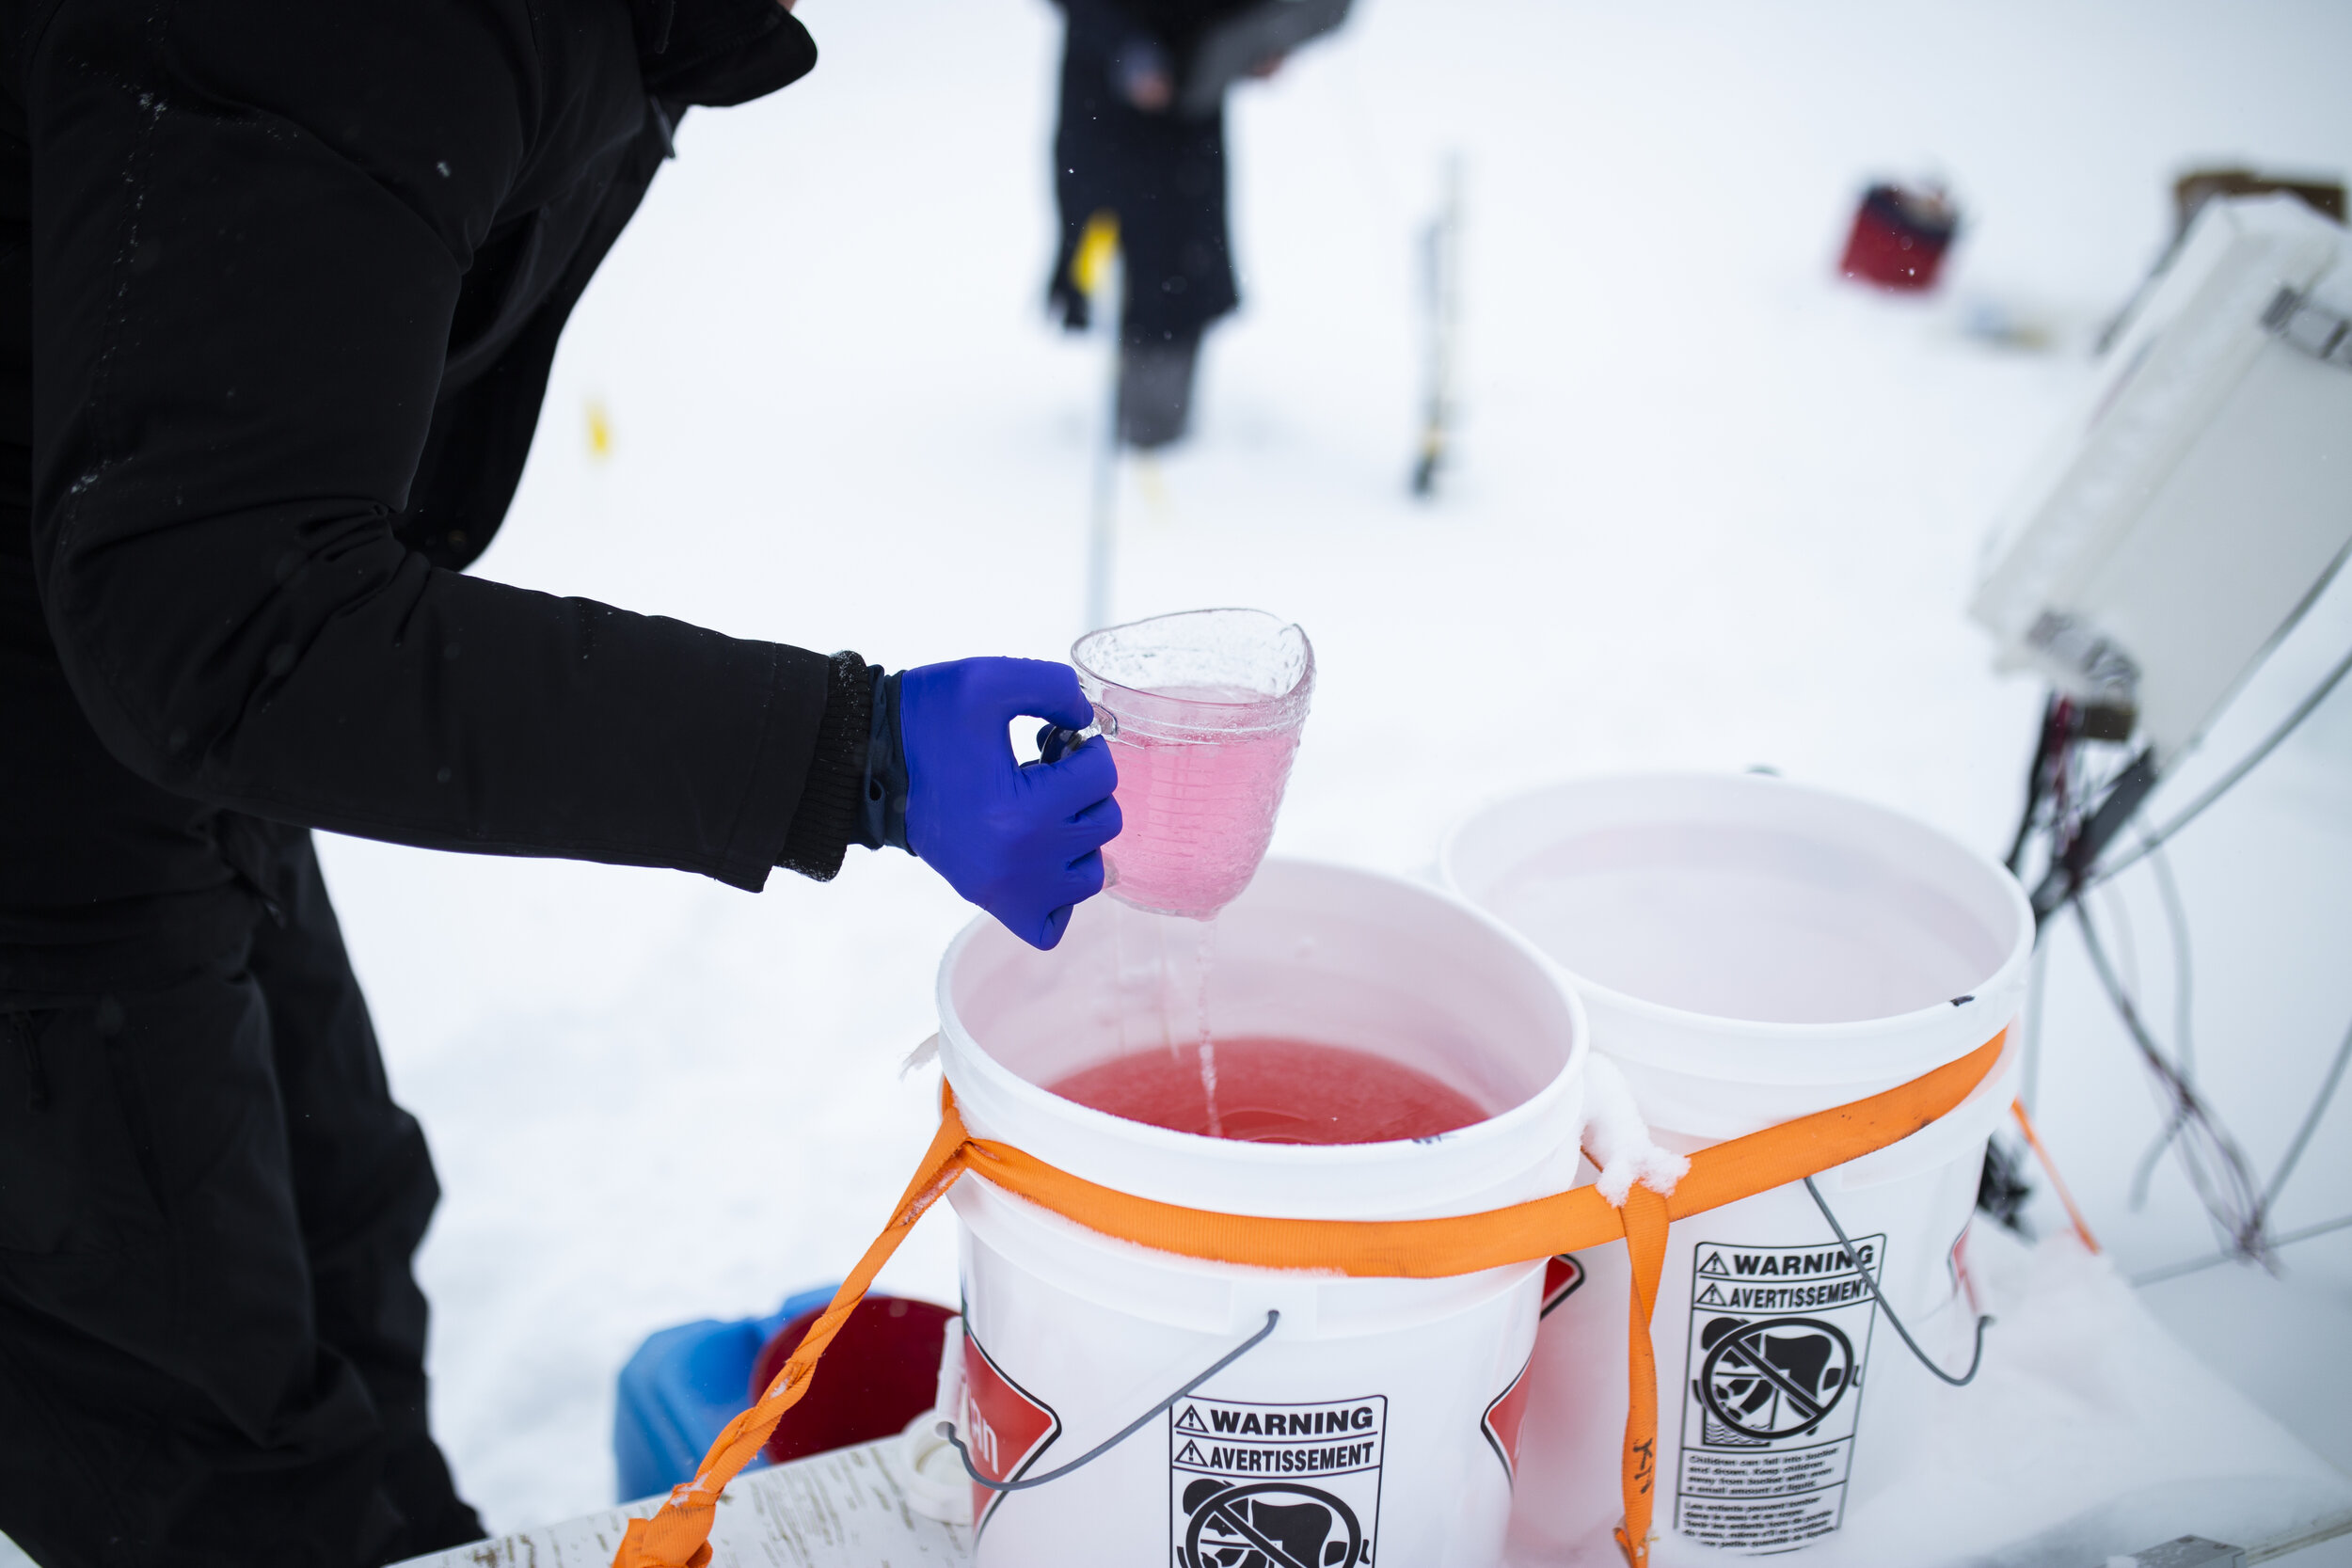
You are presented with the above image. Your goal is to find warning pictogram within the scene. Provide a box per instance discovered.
[1540,1253,1587,1318]
[1180,1481,1365,1568]
[1676,1235,1883,1552]
[960,1328,1059,1537]
[1169,1395,1382,1567]
[1698,1316,1855,1440]
[1482,1354,1535,1482]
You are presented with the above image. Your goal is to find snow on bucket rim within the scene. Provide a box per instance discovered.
[936,858,1590,1223]
[1439,773,2033,1100]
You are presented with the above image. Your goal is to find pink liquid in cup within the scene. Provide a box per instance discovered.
[1102,691,1301,920]
[1073,610,1312,922]
[1045,1037,1488,1145]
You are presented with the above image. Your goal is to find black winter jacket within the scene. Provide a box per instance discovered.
[0,0,866,992]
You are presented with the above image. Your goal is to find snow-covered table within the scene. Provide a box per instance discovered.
[397,1441,968,1568]
[400,1236,2352,1568]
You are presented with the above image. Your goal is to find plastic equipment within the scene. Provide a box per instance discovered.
[1971,194,2352,772]
[613,1284,837,1504]
[1838,182,1959,292]
[1971,190,2352,1285]
[935,859,1587,1566]
[612,853,2028,1568]
[1445,773,2033,1560]
[749,1295,957,1466]
[1069,609,1313,921]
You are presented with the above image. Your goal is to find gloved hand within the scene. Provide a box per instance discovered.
[898,657,1120,950]
[1111,36,1174,112]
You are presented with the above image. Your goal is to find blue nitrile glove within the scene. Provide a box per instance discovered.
[898,657,1120,951]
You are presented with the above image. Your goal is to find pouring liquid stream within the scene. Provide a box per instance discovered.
[1191,919,1220,1139]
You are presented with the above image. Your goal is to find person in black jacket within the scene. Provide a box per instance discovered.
[1047,0,1272,450]
[0,2,1118,1563]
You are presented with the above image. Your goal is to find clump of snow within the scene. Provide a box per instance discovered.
[1581,1053,1691,1204]
[1799,1228,2352,1567]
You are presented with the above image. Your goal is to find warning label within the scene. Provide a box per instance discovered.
[1676,1235,1883,1552]
[1169,1395,1382,1568]
[1483,1355,1534,1482]
[960,1329,1059,1539]
[1540,1253,1586,1317]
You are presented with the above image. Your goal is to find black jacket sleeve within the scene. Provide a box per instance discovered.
[24,0,844,893]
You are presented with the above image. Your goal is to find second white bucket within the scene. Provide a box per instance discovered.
[937,858,1589,1568]
[1443,774,2032,1562]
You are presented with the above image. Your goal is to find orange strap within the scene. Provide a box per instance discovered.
[614,1031,2005,1568]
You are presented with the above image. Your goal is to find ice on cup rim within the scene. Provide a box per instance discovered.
[1071,608,1314,741]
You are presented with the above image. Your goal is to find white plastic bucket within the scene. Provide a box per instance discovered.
[1441,775,2032,1561]
[937,858,1590,1568]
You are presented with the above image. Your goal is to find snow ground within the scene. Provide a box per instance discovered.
[32,0,2343,1558]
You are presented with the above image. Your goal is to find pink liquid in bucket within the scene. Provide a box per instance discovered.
[1046,1037,1489,1145]
[1073,610,1313,921]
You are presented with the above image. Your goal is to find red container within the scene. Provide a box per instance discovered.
[1838,182,1959,292]
[749,1294,956,1465]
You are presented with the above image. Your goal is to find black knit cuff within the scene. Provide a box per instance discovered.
[858,669,911,853]
[776,651,875,882]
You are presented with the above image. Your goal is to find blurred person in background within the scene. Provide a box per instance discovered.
[1046,0,1291,451]
[0,2,1116,1564]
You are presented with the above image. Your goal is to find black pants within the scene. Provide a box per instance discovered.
[0,839,483,1567]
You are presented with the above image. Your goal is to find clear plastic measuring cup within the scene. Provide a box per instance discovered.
[1071,609,1313,921]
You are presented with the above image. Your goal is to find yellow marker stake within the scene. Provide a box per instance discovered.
[1072,210,1120,303]
[1075,210,1123,632]
[1134,453,1172,530]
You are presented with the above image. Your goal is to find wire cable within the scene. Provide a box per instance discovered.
[1803,1177,1992,1386]
[2092,641,2352,887]
[942,1310,1280,1495]
[2150,838,2197,1084]
[2132,1211,2352,1289]
[2257,1012,2352,1232]
[2153,847,2193,1059]
[2005,695,2068,876]
[2087,877,2171,1213]
[2127,838,2199,1212]
[2074,899,2269,1263]
[2101,880,2143,1022]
